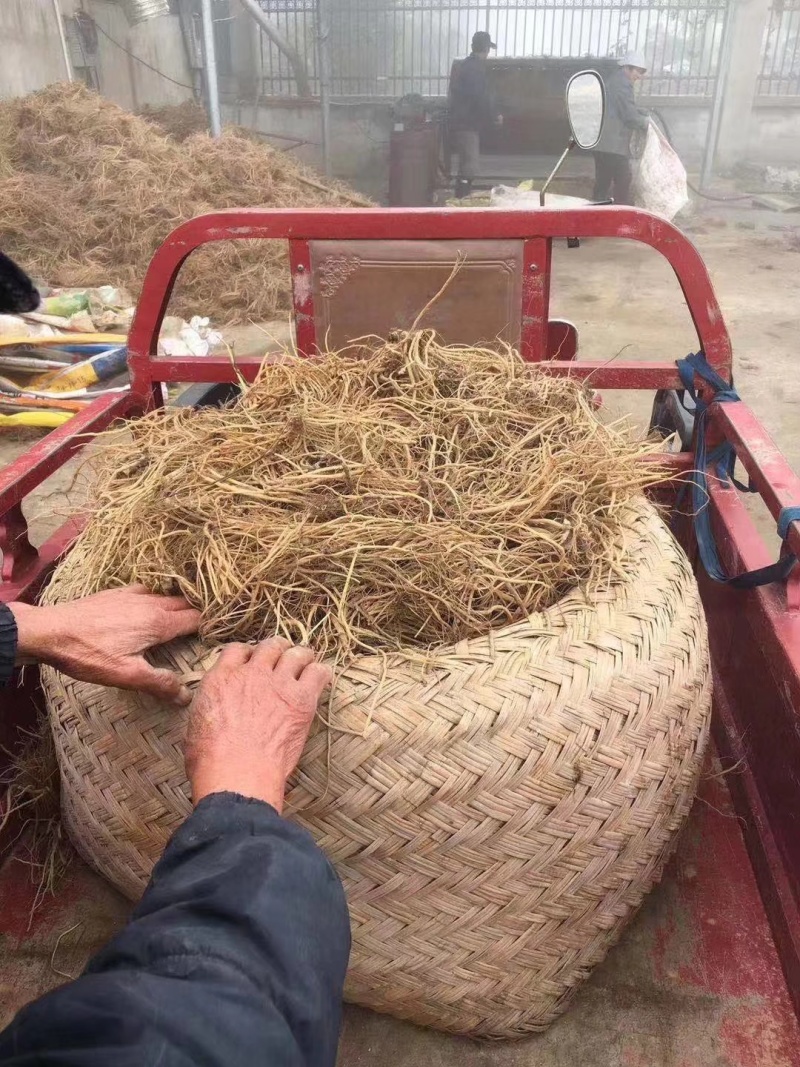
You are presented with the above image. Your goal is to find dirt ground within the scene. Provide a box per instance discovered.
[2,207,800,1066]
[548,206,800,459]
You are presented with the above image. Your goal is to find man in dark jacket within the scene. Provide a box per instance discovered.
[593,53,650,205]
[448,31,498,198]
[0,591,350,1067]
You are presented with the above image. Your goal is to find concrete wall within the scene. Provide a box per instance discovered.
[0,0,192,109]
[0,0,72,98]
[87,0,136,109]
[222,99,393,200]
[642,96,800,171]
[746,98,800,166]
[126,14,193,108]
[1,1,798,182]
[223,94,800,199]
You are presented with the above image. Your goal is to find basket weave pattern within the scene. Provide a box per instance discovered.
[44,501,711,1037]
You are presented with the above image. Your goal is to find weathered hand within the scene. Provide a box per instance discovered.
[11,585,201,705]
[185,638,331,811]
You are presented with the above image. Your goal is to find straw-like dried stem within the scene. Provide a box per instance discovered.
[0,83,370,325]
[47,330,668,660]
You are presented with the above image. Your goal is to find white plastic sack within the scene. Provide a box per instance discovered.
[631,122,689,221]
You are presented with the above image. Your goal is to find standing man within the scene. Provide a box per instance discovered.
[448,30,498,199]
[593,52,650,205]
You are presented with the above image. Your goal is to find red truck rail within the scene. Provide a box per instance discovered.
[1,207,799,1023]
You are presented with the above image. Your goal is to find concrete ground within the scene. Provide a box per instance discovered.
[2,202,800,1065]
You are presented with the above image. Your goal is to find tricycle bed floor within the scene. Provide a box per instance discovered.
[0,762,797,1066]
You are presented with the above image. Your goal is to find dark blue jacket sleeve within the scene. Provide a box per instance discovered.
[0,792,351,1067]
[0,604,17,687]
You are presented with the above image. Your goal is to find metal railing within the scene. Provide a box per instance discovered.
[758,0,800,96]
[255,0,728,98]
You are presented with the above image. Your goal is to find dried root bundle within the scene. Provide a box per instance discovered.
[48,330,667,658]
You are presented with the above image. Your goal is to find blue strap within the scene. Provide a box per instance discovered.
[778,506,800,540]
[676,352,798,590]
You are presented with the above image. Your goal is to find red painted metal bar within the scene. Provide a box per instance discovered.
[711,402,800,565]
[0,517,86,606]
[134,354,692,391]
[126,208,732,401]
[520,237,552,361]
[711,673,800,1027]
[0,392,136,518]
[692,479,800,1020]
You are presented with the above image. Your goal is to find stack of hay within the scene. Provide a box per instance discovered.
[0,83,369,325]
[43,332,711,1037]
[136,100,210,142]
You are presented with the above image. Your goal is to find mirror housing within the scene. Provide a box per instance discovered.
[566,70,606,150]
[539,68,607,206]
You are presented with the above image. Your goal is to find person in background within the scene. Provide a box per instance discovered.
[0,588,349,1067]
[593,53,650,205]
[448,30,500,199]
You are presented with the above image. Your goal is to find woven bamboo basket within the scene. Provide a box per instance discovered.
[43,499,710,1038]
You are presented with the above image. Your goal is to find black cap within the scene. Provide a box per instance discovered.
[471,31,496,52]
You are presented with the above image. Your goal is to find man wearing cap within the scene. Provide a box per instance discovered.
[593,53,650,205]
[448,31,499,199]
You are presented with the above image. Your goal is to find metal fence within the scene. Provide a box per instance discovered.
[758,0,800,95]
[255,0,728,98]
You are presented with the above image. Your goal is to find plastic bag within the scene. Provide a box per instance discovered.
[158,316,223,358]
[489,185,591,209]
[631,122,689,221]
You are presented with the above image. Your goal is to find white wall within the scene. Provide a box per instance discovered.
[0,0,192,109]
[87,0,137,109]
[126,14,193,108]
[0,0,72,99]
[747,99,800,166]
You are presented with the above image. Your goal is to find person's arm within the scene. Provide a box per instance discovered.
[2,585,201,703]
[617,80,649,132]
[0,793,349,1067]
[0,604,18,688]
[0,638,349,1067]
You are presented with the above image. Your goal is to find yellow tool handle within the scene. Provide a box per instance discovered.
[0,333,127,349]
[0,395,86,413]
[0,411,73,428]
[31,362,98,392]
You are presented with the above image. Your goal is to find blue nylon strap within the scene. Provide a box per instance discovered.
[777,506,800,541]
[676,352,798,590]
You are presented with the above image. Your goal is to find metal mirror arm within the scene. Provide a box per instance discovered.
[539,138,576,207]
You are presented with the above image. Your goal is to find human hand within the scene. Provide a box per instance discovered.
[11,585,201,705]
[185,638,332,812]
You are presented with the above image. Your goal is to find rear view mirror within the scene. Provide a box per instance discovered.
[538,69,606,205]
[0,251,40,315]
[566,70,605,150]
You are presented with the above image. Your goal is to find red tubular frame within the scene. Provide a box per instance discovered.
[1,206,799,1021]
[124,207,732,392]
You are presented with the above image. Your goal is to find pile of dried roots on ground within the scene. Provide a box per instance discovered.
[48,331,667,660]
[0,83,369,324]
